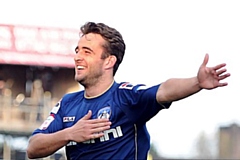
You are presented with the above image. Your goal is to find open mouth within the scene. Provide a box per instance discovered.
[77,66,85,70]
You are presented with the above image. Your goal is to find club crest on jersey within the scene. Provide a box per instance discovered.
[97,107,111,119]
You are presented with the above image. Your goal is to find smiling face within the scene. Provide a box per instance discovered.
[74,33,111,87]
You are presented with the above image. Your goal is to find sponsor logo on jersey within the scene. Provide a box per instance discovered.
[99,126,123,142]
[39,114,54,130]
[63,116,75,122]
[97,107,111,119]
[66,141,77,146]
[51,101,61,114]
[82,126,123,144]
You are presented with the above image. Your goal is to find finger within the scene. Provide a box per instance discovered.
[202,53,209,66]
[213,63,226,71]
[91,125,111,133]
[218,82,228,87]
[90,121,112,129]
[218,73,231,81]
[91,133,104,139]
[88,118,110,124]
[216,68,227,76]
[82,110,92,120]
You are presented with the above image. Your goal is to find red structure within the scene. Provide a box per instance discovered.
[0,24,80,99]
[0,24,78,68]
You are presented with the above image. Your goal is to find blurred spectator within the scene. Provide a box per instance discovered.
[31,79,44,121]
[0,77,6,96]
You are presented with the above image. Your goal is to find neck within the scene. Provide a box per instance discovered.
[84,77,114,98]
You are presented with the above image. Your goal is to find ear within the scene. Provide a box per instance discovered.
[104,55,117,69]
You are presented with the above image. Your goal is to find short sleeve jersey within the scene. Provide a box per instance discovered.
[32,81,171,160]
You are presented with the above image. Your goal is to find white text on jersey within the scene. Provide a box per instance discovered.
[83,126,123,144]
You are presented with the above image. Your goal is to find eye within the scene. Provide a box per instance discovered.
[85,50,91,54]
[75,47,79,54]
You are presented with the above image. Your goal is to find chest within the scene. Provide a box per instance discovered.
[63,98,127,128]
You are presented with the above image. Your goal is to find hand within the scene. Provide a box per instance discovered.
[68,110,111,142]
[197,53,230,89]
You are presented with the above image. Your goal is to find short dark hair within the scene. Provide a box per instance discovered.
[80,22,126,76]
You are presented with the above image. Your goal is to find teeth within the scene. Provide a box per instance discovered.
[77,66,85,69]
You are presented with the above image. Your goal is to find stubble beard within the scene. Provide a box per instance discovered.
[75,70,103,88]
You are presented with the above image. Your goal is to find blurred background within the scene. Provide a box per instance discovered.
[0,0,240,159]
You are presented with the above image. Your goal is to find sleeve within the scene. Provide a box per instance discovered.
[118,83,172,124]
[31,98,65,135]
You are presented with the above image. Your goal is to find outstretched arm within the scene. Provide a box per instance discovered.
[156,54,230,103]
[27,110,111,159]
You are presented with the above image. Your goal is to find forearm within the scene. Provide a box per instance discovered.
[27,128,71,159]
[157,77,202,102]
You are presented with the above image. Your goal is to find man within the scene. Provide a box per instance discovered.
[27,22,230,160]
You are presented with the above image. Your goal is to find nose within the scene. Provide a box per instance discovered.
[74,52,83,62]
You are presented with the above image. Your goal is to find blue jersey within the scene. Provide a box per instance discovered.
[32,81,171,160]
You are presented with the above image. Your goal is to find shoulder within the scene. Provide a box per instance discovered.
[49,90,84,115]
[116,82,160,100]
[117,82,151,92]
[61,90,84,104]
